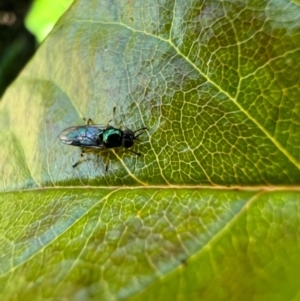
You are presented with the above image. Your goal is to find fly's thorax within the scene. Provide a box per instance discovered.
[102,128,123,148]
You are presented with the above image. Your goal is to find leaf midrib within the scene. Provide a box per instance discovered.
[2,185,300,194]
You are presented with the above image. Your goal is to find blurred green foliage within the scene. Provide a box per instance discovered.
[26,0,73,42]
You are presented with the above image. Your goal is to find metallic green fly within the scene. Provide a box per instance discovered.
[59,112,147,169]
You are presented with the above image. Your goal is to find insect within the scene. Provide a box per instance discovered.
[59,115,147,169]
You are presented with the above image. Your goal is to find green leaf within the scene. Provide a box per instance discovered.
[0,0,300,300]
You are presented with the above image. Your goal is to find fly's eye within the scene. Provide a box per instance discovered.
[122,137,133,148]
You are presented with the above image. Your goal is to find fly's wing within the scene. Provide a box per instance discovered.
[59,125,106,148]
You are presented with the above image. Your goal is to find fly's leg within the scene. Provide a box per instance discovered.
[83,118,95,125]
[83,107,116,126]
[127,149,141,156]
[93,152,109,172]
[107,107,116,127]
[72,149,86,168]
[105,157,109,172]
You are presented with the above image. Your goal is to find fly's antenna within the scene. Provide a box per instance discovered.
[134,127,147,134]
[133,127,147,141]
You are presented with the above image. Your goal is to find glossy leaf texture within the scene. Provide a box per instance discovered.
[0,0,300,300]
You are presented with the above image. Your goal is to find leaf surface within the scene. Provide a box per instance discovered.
[0,0,300,300]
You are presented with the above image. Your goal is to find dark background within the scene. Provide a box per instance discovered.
[0,0,36,97]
